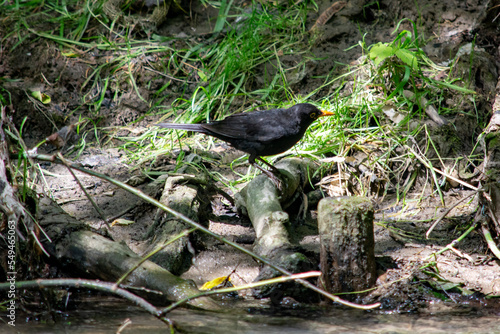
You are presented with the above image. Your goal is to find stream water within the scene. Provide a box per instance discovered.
[4,296,500,333]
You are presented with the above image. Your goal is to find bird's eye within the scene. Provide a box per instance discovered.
[310,112,317,119]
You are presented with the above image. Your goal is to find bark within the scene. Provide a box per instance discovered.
[318,196,376,300]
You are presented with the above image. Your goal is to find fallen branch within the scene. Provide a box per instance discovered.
[38,197,221,310]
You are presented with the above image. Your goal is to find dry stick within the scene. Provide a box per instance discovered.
[310,1,347,32]
[106,204,136,224]
[116,319,133,333]
[485,206,500,260]
[425,222,478,261]
[425,191,479,239]
[0,278,173,327]
[27,152,380,310]
[57,152,109,225]
[407,146,479,191]
[403,90,448,126]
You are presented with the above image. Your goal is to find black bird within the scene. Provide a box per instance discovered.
[158,103,334,184]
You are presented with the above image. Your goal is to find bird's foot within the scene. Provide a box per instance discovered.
[252,159,284,190]
[265,170,284,190]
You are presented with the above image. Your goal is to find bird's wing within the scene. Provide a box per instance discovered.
[201,109,291,142]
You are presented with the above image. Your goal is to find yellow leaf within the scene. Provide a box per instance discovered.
[200,276,231,291]
[111,218,135,226]
[61,51,79,58]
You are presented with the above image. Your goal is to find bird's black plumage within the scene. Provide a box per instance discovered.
[158,103,333,183]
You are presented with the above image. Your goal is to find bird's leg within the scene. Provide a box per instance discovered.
[256,157,281,175]
[249,157,283,190]
[250,162,283,189]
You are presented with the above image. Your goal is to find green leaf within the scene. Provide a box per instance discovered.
[61,50,79,58]
[429,78,476,94]
[198,70,208,82]
[393,29,413,48]
[31,91,51,104]
[369,43,395,66]
[385,65,410,101]
[111,218,135,226]
[434,281,460,291]
[395,48,418,70]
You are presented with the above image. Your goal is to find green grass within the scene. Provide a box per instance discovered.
[118,2,331,165]
[0,2,479,201]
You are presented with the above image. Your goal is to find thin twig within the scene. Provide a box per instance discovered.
[425,191,478,239]
[425,222,478,260]
[407,145,479,191]
[106,204,136,224]
[485,207,500,260]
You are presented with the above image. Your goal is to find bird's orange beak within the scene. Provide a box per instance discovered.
[319,110,335,117]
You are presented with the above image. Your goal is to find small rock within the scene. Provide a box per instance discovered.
[442,11,457,22]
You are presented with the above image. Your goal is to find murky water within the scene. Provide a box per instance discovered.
[4,296,500,334]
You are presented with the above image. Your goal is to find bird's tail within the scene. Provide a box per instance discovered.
[156,123,205,132]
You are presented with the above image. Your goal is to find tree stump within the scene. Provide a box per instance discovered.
[318,196,376,300]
